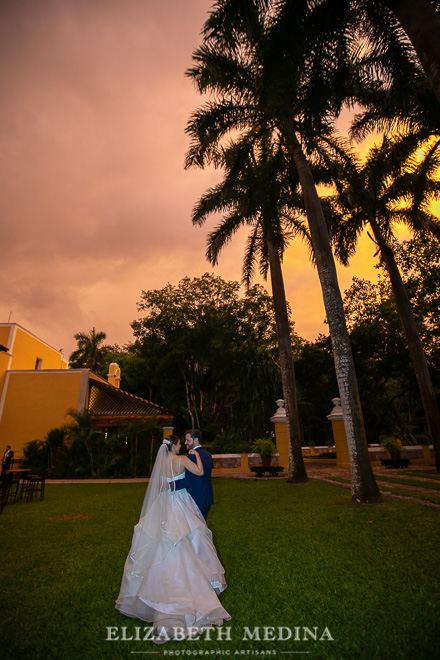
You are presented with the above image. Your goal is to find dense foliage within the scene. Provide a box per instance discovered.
[21,412,163,479]
[24,238,440,476]
[341,236,440,444]
[130,274,288,449]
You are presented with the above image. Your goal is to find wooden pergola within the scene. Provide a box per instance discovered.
[87,375,174,428]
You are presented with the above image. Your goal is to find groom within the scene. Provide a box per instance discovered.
[184,429,213,520]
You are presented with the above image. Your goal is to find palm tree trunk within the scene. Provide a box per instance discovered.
[385,0,440,105]
[267,237,307,483]
[290,143,382,502]
[371,221,440,471]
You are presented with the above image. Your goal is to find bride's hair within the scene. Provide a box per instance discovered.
[163,435,180,451]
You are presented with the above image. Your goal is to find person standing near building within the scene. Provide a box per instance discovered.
[2,446,14,472]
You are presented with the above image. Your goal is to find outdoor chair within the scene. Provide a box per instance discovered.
[8,470,21,504]
[0,471,14,513]
[22,468,46,502]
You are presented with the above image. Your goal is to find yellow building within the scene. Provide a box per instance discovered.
[0,323,173,458]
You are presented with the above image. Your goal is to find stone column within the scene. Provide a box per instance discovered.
[107,362,121,388]
[270,399,288,468]
[162,426,174,440]
[326,398,350,468]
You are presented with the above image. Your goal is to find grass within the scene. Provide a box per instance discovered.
[323,472,440,505]
[0,480,439,659]
[374,476,440,491]
[397,469,440,481]
[378,486,440,505]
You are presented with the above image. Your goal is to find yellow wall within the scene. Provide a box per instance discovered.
[3,324,68,372]
[0,371,85,457]
[0,351,11,401]
[0,325,12,350]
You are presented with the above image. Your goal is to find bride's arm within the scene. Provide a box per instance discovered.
[182,450,204,476]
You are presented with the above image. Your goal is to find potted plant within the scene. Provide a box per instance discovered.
[308,441,316,456]
[380,437,402,460]
[326,440,334,453]
[250,438,277,467]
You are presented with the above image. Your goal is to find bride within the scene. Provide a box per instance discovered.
[116,435,230,644]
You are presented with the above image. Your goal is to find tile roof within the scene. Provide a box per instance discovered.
[87,375,173,425]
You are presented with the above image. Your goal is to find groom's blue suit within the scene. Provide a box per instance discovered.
[185,446,213,520]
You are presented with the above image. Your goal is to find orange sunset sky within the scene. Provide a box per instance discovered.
[1,0,415,359]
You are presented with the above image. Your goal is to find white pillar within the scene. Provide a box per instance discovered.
[270,399,288,468]
[326,398,350,468]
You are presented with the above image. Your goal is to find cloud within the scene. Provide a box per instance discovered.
[0,0,223,353]
[0,0,404,361]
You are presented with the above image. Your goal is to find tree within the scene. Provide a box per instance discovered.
[295,334,339,447]
[190,133,308,482]
[325,133,440,469]
[69,327,109,372]
[393,234,440,357]
[352,0,440,106]
[132,274,283,446]
[186,0,381,501]
[342,0,440,160]
[116,418,162,477]
[64,409,103,478]
[98,343,157,402]
[343,276,422,442]
[45,427,67,476]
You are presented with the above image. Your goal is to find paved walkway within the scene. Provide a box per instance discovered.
[46,463,440,508]
[302,462,440,509]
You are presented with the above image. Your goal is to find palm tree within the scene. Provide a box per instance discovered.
[118,418,162,478]
[186,0,382,502]
[65,408,102,477]
[191,133,308,482]
[345,4,440,154]
[45,427,67,475]
[69,327,109,372]
[324,133,440,470]
[351,0,440,105]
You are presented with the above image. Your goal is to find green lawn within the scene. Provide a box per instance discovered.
[397,469,440,481]
[0,479,439,660]
[324,472,440,506]
[375,475,440,491]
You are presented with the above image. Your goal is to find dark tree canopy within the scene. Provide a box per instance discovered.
[131,273,290,448]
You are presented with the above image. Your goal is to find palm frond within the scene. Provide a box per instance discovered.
[206,211,255,265]
[185,100,253,169]
[187,43,257,97]
[242,224,264,288]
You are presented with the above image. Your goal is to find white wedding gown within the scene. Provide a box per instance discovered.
[116,472,230,639]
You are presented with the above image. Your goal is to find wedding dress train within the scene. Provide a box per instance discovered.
[116,472,230,641]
